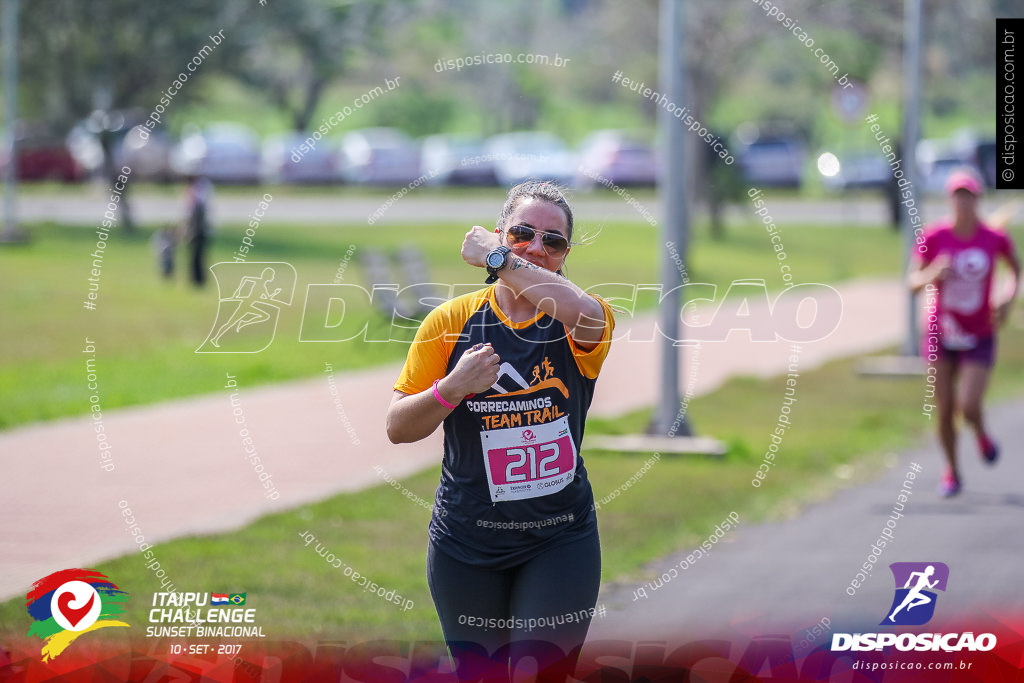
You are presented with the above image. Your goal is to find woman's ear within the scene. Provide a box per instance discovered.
[558,248,570,278]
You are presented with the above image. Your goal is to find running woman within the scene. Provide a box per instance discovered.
[908,168,1020,497]
[387,181,614,679]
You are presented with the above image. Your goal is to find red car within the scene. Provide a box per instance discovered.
[0,129,84,182]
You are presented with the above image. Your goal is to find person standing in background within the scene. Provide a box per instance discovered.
[184,174,213,287]
[151,224,178,279]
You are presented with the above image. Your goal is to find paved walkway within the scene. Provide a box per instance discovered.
[0,278,904,600]
[15,189,985,226]
[590,395,1024,645]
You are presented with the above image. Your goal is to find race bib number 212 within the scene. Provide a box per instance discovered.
[481,416,577,502]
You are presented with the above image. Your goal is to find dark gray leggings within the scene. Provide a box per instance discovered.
[427,531,601,681]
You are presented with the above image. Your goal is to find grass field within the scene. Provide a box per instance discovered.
[2,323,1022,644]
[0,214,920,430]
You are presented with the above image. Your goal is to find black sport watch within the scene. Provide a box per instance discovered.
[484,245,511,284]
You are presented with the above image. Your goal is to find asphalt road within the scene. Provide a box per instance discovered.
[590,395,1024,647]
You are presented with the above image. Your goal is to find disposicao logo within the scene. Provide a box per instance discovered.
[832,562,996,653]
[196,262,296,353]
[882,562,948,626]
[26,569,130,662]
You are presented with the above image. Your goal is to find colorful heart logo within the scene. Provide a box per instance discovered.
[56,591,95,629]
[27,569,129,662]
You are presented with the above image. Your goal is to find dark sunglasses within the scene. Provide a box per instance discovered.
[504,224,569,256]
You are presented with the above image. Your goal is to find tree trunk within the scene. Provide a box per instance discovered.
[100,132,135,234]
[709,192,725,241]
[117,171,135,234]
[294,76,326,133]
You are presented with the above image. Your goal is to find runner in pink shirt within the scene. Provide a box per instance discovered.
[908,168,1020,497]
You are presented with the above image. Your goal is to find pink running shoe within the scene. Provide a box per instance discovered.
[938,469,961,497]
[979,435,999,465]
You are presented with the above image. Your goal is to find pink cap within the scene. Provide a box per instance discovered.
[945,168,983,197]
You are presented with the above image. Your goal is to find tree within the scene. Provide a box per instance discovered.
[17,0,242,232]
[230,0,411,133]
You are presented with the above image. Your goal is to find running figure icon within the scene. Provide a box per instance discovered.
[887,565,939,622]
[210,267,285,347]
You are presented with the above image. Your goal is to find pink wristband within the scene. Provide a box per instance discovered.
[432,379,458,410]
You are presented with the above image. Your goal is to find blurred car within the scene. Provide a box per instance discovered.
[0,125,84,182]
[948,135,997,188]
[120,125,175,182]
[171,123,263,184]
[67,111,174,182]
[971,140,997,188]
[262,132,342,184]
[339,127,421,186]
[419,134,496,186]
[484,131,577,188]
[816,149,891,191]
[66,122,104,176]
[921,157,966,195]
[917,138,970,196]
[575,130,657,187]
[734,134,806,188]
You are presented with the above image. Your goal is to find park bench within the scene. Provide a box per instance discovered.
[359,247,442,320]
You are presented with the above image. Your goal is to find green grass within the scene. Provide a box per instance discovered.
[0,210,916,430]
[3,323,1022,643]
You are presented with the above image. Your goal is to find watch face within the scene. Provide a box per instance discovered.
[486,251,505,268]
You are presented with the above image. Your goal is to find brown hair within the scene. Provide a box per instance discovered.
[497,181,574,243]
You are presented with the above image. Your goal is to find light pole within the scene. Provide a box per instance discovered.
[1,0,25,244]
[651,0,692,436]
[900,0,923,356]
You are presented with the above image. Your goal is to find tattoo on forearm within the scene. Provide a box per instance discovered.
[509,256,540,272]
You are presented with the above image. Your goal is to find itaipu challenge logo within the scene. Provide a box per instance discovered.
[25,569,129,662]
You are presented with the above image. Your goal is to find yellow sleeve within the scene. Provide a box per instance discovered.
[566,294,615,380]
[392,289,490,395]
